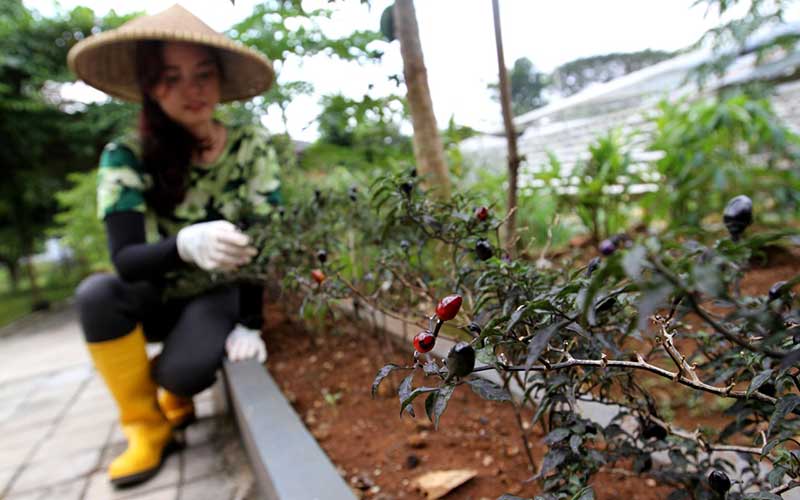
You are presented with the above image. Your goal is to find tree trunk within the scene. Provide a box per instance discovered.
[1,259,20,293]
[492,0,521,258]
[394,0,451,199]
[22,240,43,306]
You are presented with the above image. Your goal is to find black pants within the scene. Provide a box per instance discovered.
[75,273,238,397]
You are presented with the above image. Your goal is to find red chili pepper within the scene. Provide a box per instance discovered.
[436,294,462,321]
[413,330,436,353]
[311,269,326,284]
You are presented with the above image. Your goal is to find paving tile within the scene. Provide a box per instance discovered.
[0,408,58,435]
[62,401,119,424]
[8,397,66,425]
[84,452,179,500]
[0,464,19,493]
[2,421,51,448]
[138,452,181,492]
[39,365,92,390]
[181,442,226,483]
[99,440,128,470]
[13,393,73,420]
[6,447,99,495]
[126,486,178,500]
[0,440,36,470]
[4,477,85,500]
[0,309,252,500]
[177,474,236,500]
[192,387,215,405]
[193,399,219,419]
[0,378,40,402]
[67,391,117,417]
[29,418,112,463]
[73,384,112,406]
[182,418,220,447]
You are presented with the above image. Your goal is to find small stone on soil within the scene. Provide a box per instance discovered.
[415,420,434,431]
[350,474,374,490]
[406,434,427,449]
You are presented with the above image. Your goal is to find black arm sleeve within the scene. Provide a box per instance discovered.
[105,211,182,283]
[106,211,264,328]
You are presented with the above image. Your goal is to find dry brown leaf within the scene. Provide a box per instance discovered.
[413,469,477,499]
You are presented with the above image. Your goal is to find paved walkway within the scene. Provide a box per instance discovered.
[0,306,257,500]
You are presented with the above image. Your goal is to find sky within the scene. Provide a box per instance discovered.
[25,0,740,140]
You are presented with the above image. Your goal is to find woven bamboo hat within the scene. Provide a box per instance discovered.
[67,4,274,103]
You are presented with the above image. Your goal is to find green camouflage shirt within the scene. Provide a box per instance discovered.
[97,121,281,297]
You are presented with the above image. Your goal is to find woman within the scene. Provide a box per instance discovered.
[67,5,279,487]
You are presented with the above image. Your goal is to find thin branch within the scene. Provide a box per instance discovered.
[471,354,778,405]
[657,318,701,384]
[336,273,428,328]
[646,415,766,455]
[772,480,800,495]
[649,255,785,359]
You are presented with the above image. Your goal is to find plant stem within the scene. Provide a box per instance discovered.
[512,371,536,472]
[471,355,778,405]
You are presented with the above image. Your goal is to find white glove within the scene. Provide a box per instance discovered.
[176,220,257,271]
[225,324,267,363]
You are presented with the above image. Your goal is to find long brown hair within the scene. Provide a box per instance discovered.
[135,40,222,216]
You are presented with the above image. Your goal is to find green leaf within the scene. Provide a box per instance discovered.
[399,383,438,418]
[467,378,512,402]
[623,245,647,281]
[762,437,782,457]
[768,394,800,436]
[371,363,400,398]
[422,360,441,377]
[543,428,570,445]
[666,490,690,500]
[525,322,564,370]
[536,448,569,478]
[692,260,724,297]
[746,369,774,397]
[742,492,782,500]
[571,487,595,500]
[636,283,673,332]
[398,373,415,417]
[475,344,496,365]
[668,449,688,469]
[506,304,529,334]
[569,434,583,454]
[424,385,456,430]
[767,465,786,488]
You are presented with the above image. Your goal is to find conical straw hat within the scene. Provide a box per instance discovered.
[67,4,274,103]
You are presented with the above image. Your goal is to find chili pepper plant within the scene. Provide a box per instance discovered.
[234,171,799,499]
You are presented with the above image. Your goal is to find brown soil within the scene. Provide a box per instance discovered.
[264,304,672,500]
[261,242,798,500]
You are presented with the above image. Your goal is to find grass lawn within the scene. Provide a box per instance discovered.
[0,262,86,329]
[0,284,78,329]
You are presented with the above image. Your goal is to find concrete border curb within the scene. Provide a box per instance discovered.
[222,359,356,500]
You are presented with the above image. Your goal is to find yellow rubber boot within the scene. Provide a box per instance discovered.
[157,388,196,430]
[87,326,175,487]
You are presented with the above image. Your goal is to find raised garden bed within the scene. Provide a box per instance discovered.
[225,243,799,499]
[261,301,675,499]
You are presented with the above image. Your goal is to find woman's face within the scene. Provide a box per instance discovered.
[150,42,221,129]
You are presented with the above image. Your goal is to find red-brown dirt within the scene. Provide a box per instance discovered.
[262,242,798,499]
